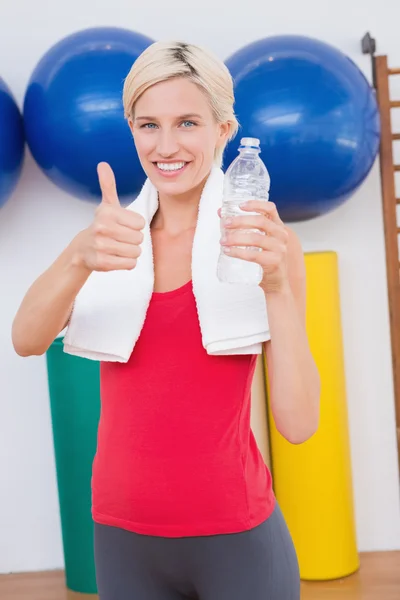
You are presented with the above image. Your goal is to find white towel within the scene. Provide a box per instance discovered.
[63,166,270,362]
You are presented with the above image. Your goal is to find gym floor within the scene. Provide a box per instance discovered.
[0,552,399,600]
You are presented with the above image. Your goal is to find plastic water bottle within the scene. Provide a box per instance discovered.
[217,137,270,285]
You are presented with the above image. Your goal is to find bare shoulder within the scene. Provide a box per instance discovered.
[285,225,307,319]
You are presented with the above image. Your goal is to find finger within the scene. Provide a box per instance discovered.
[221,230,284,253]
[224,214,288,242]
[95,238,142,260]
[97,254,138,272]
[112,225,144,245]
[239,200,283,226]
[97,162,120,206]
[95,222,144,245]
[222,245,281,269]
[116,209,146,231]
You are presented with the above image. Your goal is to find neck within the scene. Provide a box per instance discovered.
[151,175,208,236]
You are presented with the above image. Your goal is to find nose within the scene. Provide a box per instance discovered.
[156,129,180,158]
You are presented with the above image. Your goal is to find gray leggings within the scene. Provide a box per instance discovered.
[94,502,300,600]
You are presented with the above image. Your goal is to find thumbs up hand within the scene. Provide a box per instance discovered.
[76,162,145,273]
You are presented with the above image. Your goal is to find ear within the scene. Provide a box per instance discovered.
[128,117,135,136]
[216,122,231,148]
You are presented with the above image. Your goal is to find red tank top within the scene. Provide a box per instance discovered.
[92,280,275,537]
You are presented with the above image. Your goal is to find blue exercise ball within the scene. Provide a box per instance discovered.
[23,27,154,202]
[0,78,25,208]
[224,35,381,222]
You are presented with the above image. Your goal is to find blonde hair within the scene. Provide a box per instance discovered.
[122,40,239,167]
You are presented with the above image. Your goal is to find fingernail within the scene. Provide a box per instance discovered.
[224,217,233,226]
[223,246,231,253]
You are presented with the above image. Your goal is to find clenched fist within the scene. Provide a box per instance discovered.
[76,162,145,272]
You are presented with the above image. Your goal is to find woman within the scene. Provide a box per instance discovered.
[12,40,320,599]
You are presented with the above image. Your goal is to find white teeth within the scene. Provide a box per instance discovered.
[157,162,186,171]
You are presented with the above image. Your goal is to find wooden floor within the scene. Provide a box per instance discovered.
[0,552,399,599]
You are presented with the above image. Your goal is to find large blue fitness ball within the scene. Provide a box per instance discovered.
[224,35,381,222]
[0,78,25,208]
[23,27,154,202]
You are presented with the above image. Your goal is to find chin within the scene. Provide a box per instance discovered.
[155,179,191,197]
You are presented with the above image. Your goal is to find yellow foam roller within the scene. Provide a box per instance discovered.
[266,251,359,580]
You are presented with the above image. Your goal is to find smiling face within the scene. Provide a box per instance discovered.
[129,77,230,197]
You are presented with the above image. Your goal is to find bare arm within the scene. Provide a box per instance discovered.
[220,199,320,444]
[12,162,145,358]
[264,227,320,444]
[12,233,92,356]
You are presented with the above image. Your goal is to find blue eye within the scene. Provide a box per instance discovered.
[140,120,196,129]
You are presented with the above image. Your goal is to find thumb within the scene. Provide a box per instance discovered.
[97,162,120,206]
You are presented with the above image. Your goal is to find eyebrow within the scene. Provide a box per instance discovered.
[134,113,203,121]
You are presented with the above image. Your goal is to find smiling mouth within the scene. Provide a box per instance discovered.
[154,161,188,173]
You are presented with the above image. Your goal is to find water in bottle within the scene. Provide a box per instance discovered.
[217,137,270,285]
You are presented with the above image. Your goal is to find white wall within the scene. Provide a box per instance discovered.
[1,0,400,575]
